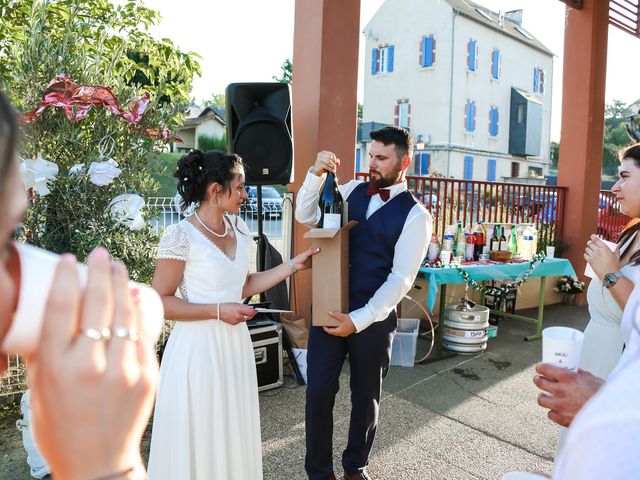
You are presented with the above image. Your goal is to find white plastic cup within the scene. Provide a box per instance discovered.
[440,250,451,265]
[452,256,463,266]
[545,246,555,258]
[542,326,585,371]
[1,243,164,356]
[502,473,548,480]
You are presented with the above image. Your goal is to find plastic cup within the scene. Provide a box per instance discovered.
[452,256,463,265]
[440,250,451,265]
[542,326,584,371]
[545,246,555,258]
[1,243,164,356]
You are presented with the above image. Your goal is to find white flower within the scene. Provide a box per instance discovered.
[20,156,59,196]
[88,158,122,186]
[68,163,86,176]
[109,194,146,230]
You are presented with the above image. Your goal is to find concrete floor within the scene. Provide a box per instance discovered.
[258,303,589,480]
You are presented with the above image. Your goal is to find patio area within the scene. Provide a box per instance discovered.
[0,303,589,479]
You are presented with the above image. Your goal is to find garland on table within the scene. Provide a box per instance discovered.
[453,251,547,298]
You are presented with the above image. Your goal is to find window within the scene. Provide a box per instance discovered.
[533,67,545,94]
[491,49,501,80]
[467,39,478,71]
[487,159,497,182]
[464,156,474,180]
[464,101,476,133]
[394,101,410,128]
[371,45,395,75]
[511,162,520,178]
[419,35,436,67]
[355,147,361,172]
[489,106,499,137]
[516,103,525,123]
[414,152,430,175]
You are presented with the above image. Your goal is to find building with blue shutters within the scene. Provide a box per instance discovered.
[358,0,554,183]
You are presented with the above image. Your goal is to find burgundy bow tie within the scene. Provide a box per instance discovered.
[366,184,390,202]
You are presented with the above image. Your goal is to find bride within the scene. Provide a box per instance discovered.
[147,150,318,479]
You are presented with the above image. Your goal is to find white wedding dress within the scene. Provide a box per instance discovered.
[147,217,263,480]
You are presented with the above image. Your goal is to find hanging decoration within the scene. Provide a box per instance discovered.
[453,251,547,298]
[19,74,182,142]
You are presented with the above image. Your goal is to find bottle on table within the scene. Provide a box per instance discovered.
[442,225,455,252]
[473,222,486,260]
[490,225,501,251]
[318,171,344,229]
[455,221,466,258]
[508,224,518,254]
[499,226,508,251]
[427,233,440,262]
[521,226,535,260]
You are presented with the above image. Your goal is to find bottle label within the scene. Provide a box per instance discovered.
[491,241,500,251]
[323,214,341,229]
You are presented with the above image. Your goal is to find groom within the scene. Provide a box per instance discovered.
[295,127,432,480]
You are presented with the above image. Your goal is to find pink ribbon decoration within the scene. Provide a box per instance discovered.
[20,75,183,143]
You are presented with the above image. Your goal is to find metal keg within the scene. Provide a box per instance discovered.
[443,302,490,354]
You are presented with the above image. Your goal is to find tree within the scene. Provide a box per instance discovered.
[273,58,292,84]
[550,141,559,169]
[0,0,201,282]
[203,93,226,108]
[603,99,632,175]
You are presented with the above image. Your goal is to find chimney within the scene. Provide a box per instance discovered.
[505,9,523,26]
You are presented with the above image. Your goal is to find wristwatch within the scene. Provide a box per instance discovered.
[603,271,623,289]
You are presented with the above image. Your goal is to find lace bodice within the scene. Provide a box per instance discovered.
[156,217,251,307]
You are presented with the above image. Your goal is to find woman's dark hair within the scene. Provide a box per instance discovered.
[615,143,640,265]
[175,149,245,210]
[0,91,18,198]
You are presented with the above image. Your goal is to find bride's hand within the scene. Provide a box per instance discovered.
[220,303,256,325]
[291,247,321,273]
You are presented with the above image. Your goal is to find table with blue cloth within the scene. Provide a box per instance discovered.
[418,258,577,362]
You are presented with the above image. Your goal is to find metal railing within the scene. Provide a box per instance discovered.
[1,196,293,399]
[356,173,566,248]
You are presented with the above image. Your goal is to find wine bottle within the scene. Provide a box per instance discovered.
[318,172,344,229]
[499,226,508,251]
[508,225,518,254]
[490,225,500,251]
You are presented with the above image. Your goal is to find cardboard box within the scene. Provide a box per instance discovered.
[304,221,357,327]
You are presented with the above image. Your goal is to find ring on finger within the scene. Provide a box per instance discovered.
[112,327,140,342]
[83,327,111,341]
[242,315,248,322]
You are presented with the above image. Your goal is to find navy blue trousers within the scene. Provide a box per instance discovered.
[304,315,396,479]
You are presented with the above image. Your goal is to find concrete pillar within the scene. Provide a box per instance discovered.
[290,0,360,321]
[557,0,609,297]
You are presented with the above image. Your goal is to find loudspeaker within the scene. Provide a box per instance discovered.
[226,82,293,185]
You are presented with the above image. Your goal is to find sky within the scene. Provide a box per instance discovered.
[143,0,640,142]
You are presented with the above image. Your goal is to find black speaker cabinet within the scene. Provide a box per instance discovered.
[226,82,293,185]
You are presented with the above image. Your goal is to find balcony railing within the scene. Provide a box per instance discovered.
[356,173,566,247]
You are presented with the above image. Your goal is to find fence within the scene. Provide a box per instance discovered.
[597,190,631,241]
[357,173,566,248]
[0,195,293,400]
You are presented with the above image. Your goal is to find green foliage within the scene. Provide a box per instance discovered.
[603,100,632,176]
[273,58,292,84]
[148,152,181,197]
[0,0,201,283]
[197,133,227,152]
[203,93,226,108]
[550,141,559,168]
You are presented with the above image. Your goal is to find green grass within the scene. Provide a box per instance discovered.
[147,152,181,197]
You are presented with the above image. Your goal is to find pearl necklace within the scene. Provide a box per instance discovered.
[194,211,228,238]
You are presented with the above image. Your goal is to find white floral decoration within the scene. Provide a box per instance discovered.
[20,156,59,196]
[109,194,146,230]
[88,158,122,186]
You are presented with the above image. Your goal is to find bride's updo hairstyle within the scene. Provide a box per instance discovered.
[175,149,245,210]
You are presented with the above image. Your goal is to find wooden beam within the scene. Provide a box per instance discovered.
[558,0,583,8]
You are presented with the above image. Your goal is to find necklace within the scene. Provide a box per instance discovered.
[194,211,228,238]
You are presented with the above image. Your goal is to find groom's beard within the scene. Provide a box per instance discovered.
[369,162,402,189]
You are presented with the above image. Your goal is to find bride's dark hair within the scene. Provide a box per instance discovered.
[175,150,245,211]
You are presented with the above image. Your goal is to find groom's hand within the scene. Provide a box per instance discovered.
[323,311,356,337]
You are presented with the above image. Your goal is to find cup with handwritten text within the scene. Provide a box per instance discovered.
[542,326,584,371]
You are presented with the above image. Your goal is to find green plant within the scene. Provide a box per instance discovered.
[197,133,227,152]
[1,0,201,283]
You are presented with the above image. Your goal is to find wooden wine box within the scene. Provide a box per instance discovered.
[304,221,358,327]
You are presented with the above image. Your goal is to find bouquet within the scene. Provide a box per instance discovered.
[554,275,586,295]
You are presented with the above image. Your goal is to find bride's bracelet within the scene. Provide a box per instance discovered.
[287,259,297,275]
[216,302,221,321]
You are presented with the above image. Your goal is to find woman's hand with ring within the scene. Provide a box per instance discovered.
[219,303,256,325]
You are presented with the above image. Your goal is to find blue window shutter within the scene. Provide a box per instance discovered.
[424,37,433,67]
[422,153,430,175]
[468,40,475,70]
[371,48,378,75]
[388,45,395,72]
[464,156,473,180]
[355,147,361,172]
[491,50,499,79]
[533,67,539,92]
[488,159,496,182]
[471,102,476,132]
[464,103,470,131]
[421,37,427,67]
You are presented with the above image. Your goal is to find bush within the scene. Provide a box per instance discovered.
[197,134,227,152]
